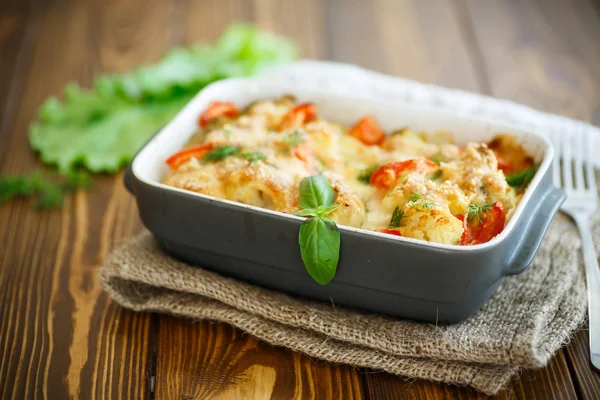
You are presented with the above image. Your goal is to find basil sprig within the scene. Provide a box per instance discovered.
[295,175,341,285]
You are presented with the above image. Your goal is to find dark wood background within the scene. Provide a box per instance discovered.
[1,0,600,398]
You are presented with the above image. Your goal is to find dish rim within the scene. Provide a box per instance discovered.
[131,76,555,252]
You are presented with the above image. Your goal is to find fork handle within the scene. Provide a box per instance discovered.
[573,214,600,370]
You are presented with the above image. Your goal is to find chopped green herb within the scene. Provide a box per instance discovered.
[203,146,269,164]
[35,183,65,209]
[389,206,405,228]
[428,147,450,164]
[426,169,443,181]
[238,152,267,164]
[357,165,380,184]
[506,165,537,190]
[407,192,438,211]
[464,202,494,223]
[0,170,90,209]
[63,169,92,189]
[203,145,240,162]
[282,130,305,149]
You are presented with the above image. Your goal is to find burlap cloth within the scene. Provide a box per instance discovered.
[99,207,599,395]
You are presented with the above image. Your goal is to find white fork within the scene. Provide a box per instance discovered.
[552,126,599,370]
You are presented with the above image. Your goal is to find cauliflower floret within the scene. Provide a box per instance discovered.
[442,143,513,210]
[324,172,366,228]
[382,175,469,216]
[398,206,464,245]
[223,160,296,213]
[163,159,225,198]
[244,95,297,129]
[380,175,468,245]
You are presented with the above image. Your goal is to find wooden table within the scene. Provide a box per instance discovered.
[2,0,600,398]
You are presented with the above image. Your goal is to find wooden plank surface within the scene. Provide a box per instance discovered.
[1,0,599,399]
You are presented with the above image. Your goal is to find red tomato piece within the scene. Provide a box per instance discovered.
[472,201,506,244]
[492,150,512,174]
[458,201,506,245]
[198,101,238,127]
[347,116,386,146]
[293,142,311,162]
[165,143,215,170]
[278,103,317,131]
[377,228,402,236]
[369,159,438,189]
[456,214,470,245]
[488,137,533,175]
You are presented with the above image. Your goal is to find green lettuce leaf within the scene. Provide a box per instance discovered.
[28,25,296,173]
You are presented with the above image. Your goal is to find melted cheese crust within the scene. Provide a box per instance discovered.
[164,97,530,245]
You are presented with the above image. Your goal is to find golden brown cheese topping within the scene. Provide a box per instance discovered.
[163,96,536,246]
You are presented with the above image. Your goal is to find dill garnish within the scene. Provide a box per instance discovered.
[389,206,405,227]
[464,202,494,223]
[407,192,438,211]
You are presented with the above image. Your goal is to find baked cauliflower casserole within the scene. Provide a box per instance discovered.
[163,96,536,246]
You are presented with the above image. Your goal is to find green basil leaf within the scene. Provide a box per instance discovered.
[357,164,379,184]
[319,203,340,216]
[506,165,537,189]
[295,208,318,217]
[238,151,266,164]
[426,169,442,181]
[203,145,239,162]
[298,217,340,285]
[299,175,334,209]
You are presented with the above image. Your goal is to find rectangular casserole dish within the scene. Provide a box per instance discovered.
[125,66,565,323]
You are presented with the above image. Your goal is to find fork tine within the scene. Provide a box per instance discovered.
[584,130,597,192]
[561,131,573,190]
[551,129,561,187]
[573,126,585,190]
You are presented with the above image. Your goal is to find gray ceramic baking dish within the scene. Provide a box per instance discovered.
[124,73,565,323]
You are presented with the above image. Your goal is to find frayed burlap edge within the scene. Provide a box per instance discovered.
[101,275,518,395]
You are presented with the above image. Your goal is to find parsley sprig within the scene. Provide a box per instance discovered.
[0,170,91,209]
[294,175,341,285]
[407,192,438,211]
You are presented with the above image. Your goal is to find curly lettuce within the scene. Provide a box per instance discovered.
[28,25,296,173]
